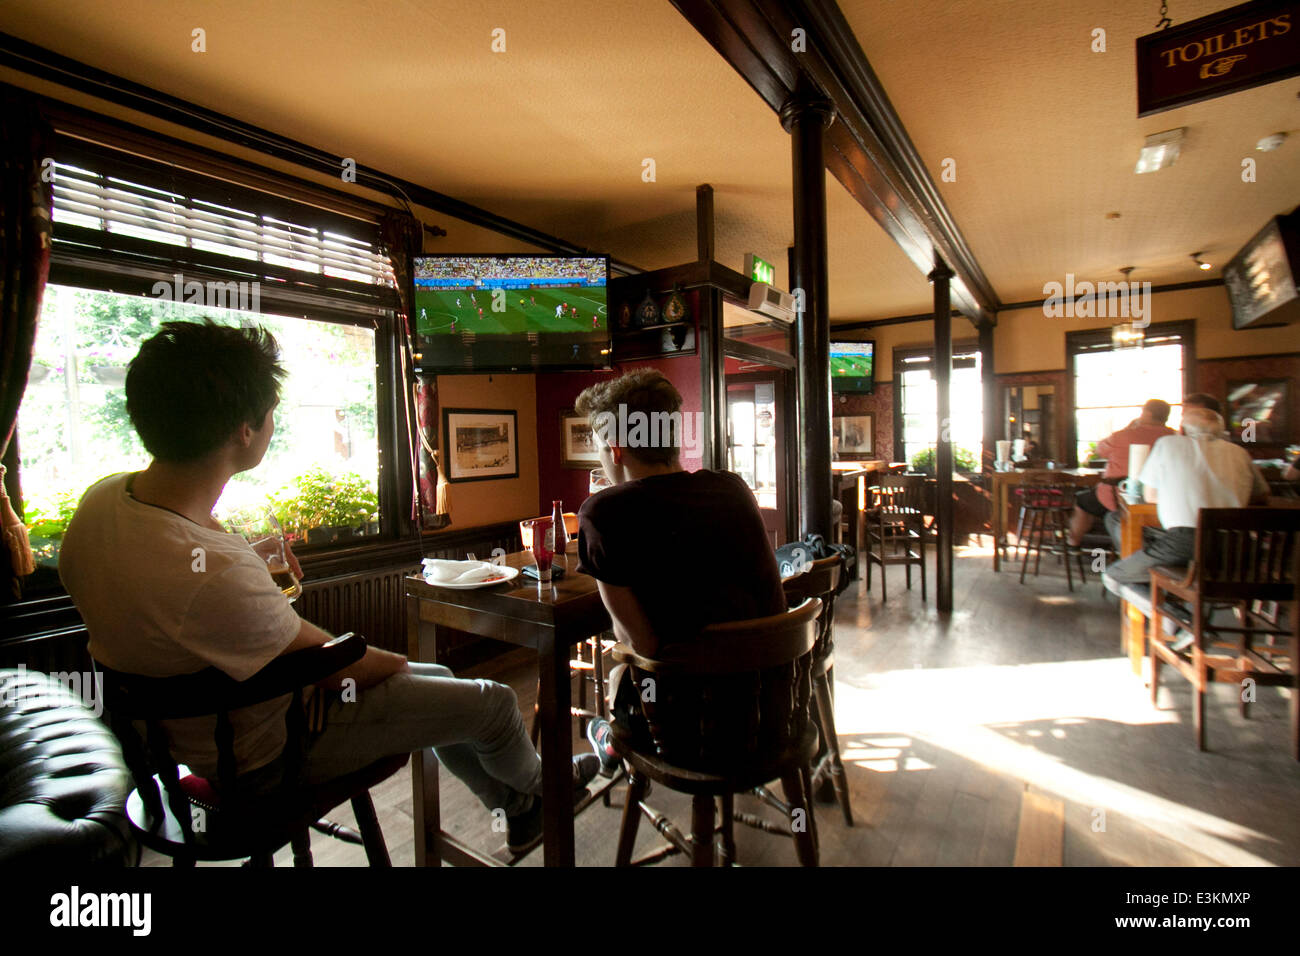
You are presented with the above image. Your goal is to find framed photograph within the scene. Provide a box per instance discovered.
[834,414,874,455]
[1226,379,1290,443]
[559,409,601,468]
[443,408,519,482]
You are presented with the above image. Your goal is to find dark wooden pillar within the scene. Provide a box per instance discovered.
[697,184,725,470]
[979,320,996,475]
[781,94,835,540]
[696,184,714,263]
[930,255,954,613]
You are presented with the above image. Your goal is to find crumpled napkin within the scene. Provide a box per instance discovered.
[422,558,500,584]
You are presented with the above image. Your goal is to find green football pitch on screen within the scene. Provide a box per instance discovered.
[831,354,872,378]
[415,288,607,336]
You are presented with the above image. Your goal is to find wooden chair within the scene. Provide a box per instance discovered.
[97,632,407,866]
[1013,472,1086,590]
[1149,508,1299,759]
[862,474,926,602]
[609,598,822,867]
[783,554,852,826]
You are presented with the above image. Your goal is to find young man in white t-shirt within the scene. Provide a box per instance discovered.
[1102,407,1267,588]
[60,320,595,850]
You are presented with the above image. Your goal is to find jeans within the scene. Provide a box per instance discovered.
[238,663,542,817]
[1102,526,1196,587]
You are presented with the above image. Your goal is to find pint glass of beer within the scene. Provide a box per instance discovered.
[236,508,302,602]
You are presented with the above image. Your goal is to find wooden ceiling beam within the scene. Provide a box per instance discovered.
[671,0,999,326]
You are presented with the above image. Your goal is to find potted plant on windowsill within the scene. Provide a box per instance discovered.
[273,467,380,547]
[910,446,979,475]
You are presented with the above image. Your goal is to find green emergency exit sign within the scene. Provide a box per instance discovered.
[745,253,775,285]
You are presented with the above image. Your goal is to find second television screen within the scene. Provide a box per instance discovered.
[413,255,610,372]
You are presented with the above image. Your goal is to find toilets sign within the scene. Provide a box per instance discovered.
[1136,0,1300,117]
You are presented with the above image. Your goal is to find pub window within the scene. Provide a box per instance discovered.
[1067,322,1195,465]
[17,138,400,576]
[896,346,983,471]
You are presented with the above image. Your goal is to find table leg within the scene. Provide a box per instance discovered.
[407,595,442,867]
[1124,601,1146,678]
[993,478,1005,572]
[537,630,575,866]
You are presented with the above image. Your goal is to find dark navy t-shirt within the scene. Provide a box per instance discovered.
[576,469,786,646]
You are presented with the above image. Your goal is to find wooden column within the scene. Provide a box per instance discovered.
[781,94,835,540]
[696,184,726,470]
[930,255,955,612]
[696,184,715,263]
[979,320,996,475]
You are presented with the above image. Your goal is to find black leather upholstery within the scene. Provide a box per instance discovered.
[0,668,133,866]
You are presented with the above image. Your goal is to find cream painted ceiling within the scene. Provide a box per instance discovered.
[0,0,1296,321]
[842,0,1300,303]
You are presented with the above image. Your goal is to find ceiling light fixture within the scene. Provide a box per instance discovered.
[1191,251,1212,271]
[1112,268,1144,349]
[1135,128,1186,174]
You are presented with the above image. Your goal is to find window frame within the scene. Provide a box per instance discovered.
[892,340,981,467]
[1064,320,1196,467]
[17,134,415,588]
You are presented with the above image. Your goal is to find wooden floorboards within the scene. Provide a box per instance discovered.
[141,541,1300,867]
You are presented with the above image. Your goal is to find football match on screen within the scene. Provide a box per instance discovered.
[414,256,607,337]
[831,351,872,379]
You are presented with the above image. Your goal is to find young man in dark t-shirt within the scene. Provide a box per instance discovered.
[574,369,786,768]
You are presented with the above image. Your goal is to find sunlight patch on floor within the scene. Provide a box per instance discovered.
[831,660,1280,866]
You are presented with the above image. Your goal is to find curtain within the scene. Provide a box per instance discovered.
[379,210,450,530]
[0,91,54,596]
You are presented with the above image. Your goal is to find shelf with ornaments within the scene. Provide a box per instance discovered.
[611,287,698,358]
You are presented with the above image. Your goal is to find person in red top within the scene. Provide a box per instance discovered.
[1068,398,1175,548]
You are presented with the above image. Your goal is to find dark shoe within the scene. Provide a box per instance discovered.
[506,797,542,853]
[587,718,619,776]
[572,753,600,792]
[506,755,601,854]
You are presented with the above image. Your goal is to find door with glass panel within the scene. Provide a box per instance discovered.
[725,374,785,547]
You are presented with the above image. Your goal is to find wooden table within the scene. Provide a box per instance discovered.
[1116,495,1160,676]
[989,468,1102,571]
[404,548,612,867]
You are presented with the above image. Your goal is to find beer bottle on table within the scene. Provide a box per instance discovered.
[551,500,568,558]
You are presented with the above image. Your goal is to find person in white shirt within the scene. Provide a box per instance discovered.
[59,320,596,850]
[1103,406,1267,587]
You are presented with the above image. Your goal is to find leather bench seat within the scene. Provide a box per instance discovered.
[0,668,133,866]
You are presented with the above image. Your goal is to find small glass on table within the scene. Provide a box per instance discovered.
[522,516,555,585]
[235,507,302,602]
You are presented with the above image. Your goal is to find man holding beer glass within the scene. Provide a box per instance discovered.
[60,321,597,852]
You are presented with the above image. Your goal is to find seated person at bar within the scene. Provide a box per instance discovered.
[1068,399,1175,549]
[571,369,786,768]
[59,321,597,850]
[1102,406,1268,588]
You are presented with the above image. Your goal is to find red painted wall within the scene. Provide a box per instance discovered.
[535,352,703,517]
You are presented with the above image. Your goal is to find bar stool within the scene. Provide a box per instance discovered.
[1014,473,1085,590]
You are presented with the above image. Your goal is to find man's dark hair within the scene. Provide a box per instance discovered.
[1183,392,1222,416]
[575,368,683,465]
[126,320,286,462]
[1142,399,1172,424]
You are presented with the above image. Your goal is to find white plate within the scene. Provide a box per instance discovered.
[422,564,520,589]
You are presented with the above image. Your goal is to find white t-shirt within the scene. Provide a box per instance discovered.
[1138,435,1268,530]
[59,473,302,777]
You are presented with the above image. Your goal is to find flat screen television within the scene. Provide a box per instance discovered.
[1223,211,1300,330]
[830,340,874,393]
[412,254,610,372]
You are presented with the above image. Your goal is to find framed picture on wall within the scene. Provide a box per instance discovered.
[1226,379,1290,443]
[834,414,874,455]
[443,408,519,482]
[559,408,602,468]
